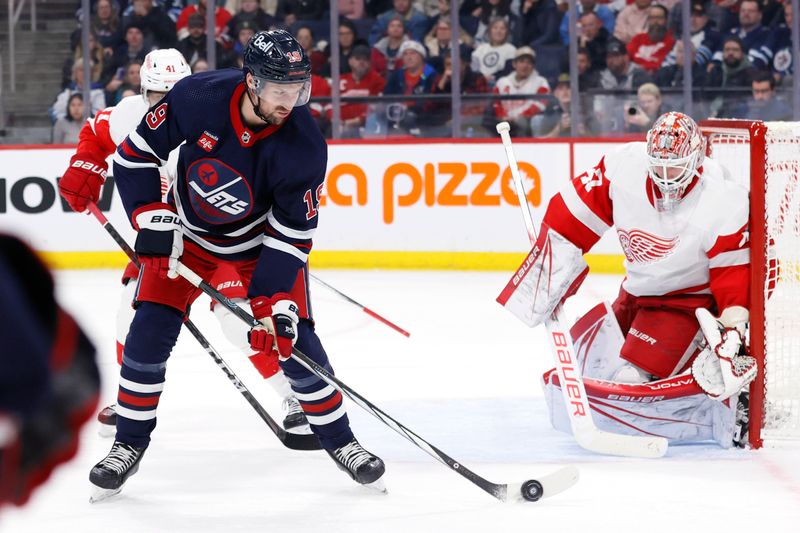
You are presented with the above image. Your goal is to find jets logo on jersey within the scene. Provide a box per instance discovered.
[617,228,679,264]
[186,158,253,223]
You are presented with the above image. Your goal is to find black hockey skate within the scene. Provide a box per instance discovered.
[326,439,386,492]
[282,396,310,432]
[89,440,147,502]
[97,403,117,438]
[733,392,750,448]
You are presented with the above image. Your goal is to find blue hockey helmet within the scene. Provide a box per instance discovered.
[243,29,311,108]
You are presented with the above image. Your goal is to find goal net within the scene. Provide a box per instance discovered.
[700,120,800,448]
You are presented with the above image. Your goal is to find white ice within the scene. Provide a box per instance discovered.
[3,269,800,533]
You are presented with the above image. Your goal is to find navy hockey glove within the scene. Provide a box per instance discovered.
[249,295,299,361]
[132,203,183,279]
[59,153,107,213]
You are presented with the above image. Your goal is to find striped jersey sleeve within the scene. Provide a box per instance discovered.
[706,220,750,313]
[543,155,614,252]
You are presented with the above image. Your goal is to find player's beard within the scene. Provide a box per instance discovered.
[265,106,291,125]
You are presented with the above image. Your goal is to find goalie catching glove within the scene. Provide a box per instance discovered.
[692,307,757,401]
[496,224,589,328]
[249,295,299,361]
[58,153,107,213]
[132,203,183,279]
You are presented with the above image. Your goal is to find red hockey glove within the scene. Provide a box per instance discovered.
[248,295,299,361]
[59,153,108,213]
[132,203,183,279]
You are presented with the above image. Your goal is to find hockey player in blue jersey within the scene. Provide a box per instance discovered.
[89,29,385,501]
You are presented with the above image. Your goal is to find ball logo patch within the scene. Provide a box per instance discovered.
[187,158,253,224]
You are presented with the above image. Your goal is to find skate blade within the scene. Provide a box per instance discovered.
[362,477,387,494]
[285,424,314,435]
[97,424,116,439]
[89,486,122,503]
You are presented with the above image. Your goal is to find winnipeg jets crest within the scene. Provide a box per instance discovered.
[617,228,679,264]
[186,158,253,223]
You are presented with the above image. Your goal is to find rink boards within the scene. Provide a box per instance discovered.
[0,138,631,271]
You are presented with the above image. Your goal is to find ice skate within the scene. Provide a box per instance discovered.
[97,403,117,438]
[282,396,311,433]
[326,439,386,493]
[89,440,147,503]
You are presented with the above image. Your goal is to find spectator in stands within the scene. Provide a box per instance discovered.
[107,59,143,105]
[704,0,739,35]
[339,0,366,20]
[50,59,106,123]
[533,73,596,137]
[430,0,478,37]
[471,17,516,86]
[472,0,522,46]
[489,46,550,136]
[178,13,233,68]
[430,44,489,130]
[338,45,387,138]
[654,40,708,88]
[560,0,615,45]
[327,19,368,75]
[383,40,438,134]
[521,0,562,47]
[372,15,409,77]
[191,57,211,72]
[369,0,430,46]
[309,74,332,135]
[177,0,232,40]
[230,19,257,66]
[767,0,793,85]
[276,0,326,25]
[707,34,754,116]
[226,0,279,36]
[623,82,663,133]
[613,0,651,44]
[627,4,675,73]
[578,11,609,72]
[63,31,112,90]
[599,38,651,89]
[424,16,472,74]
[123,0,177,48]
[663,1,722,68]
[110,22,152,77]
[52,94,85,144]
[577,47,600,89]
[88,0,124,50]
[730,70,792,120]
[295,25,329,75]
[729,0,773,70]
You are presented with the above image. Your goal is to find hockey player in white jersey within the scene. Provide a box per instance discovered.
[57,48,309,436]
[498,112,758,447]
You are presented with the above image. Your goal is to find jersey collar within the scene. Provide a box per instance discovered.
[230,82,283,147]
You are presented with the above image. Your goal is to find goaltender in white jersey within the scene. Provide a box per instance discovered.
[498,112,757,448]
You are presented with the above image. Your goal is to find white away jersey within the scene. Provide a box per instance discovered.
[543,142,750,312]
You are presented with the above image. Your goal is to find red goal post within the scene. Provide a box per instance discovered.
[700,119,800,449]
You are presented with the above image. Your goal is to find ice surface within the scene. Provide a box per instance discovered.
[3,270,799,532]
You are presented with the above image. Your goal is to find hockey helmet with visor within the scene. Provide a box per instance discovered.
[243,29,312,109]
[645,112,705,211]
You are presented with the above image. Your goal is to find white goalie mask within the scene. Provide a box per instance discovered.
[645,112,705,212]
[140,48,192,104]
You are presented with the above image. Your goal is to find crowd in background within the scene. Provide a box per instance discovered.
[49,0,798,142]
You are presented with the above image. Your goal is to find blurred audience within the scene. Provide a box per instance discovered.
[50,59,106,123]
[369,0,430,45]
[471,17,516,85]
[627,4,674,73]
[489,46,550,136]
[731,70,792,120]
[52,93,85,144]
[176,0,232,40]
[339,45,387,138]
[123,0,178,48]
[372,15,409,77]
[623,82,663,132]
[613,0,651,44]
[521,0,562,47]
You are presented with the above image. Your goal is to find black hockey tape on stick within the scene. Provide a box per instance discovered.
[86,203,322,451]
[173,259,578,502]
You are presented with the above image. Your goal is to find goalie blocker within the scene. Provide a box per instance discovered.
[542,302,745,447]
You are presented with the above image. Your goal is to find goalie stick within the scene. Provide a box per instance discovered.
[309,274,411,337]
[86,203,322,452]
[173,260,579,503]
[495,122,668,459]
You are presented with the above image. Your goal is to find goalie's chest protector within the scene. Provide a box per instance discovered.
[604,145,744,298]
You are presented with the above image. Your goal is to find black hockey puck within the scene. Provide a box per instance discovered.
[520,479,543,502]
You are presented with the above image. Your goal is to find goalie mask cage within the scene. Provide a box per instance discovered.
[700,119,800,448]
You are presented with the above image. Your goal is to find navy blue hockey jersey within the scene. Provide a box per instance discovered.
[113,69,328,298]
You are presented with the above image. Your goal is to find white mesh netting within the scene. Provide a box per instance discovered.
[705,122,800,443]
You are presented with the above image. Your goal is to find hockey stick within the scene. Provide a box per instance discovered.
[86,203,322,452]
[173,260,579,503]
[309,274,411,337]
[495,122,668,459]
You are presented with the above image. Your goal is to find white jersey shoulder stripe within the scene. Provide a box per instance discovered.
[709,248,750,269]
[267,208,316,239]
[112,150,159,169]
[560,179,612,237]
[263,236,309,262]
